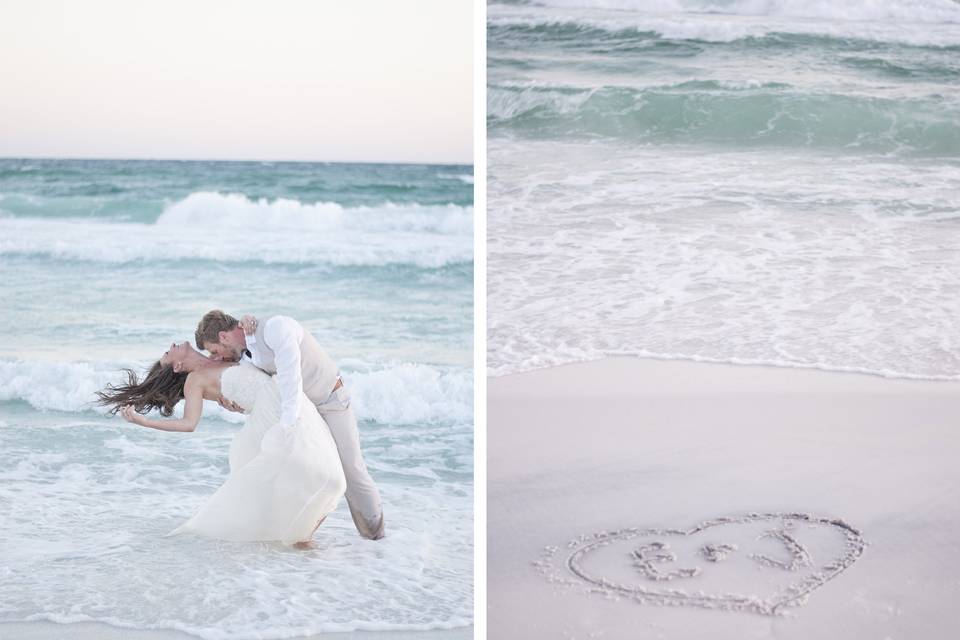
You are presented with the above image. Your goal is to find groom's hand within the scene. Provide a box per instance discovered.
[217,396,245,413]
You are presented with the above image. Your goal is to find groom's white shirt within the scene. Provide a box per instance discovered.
[244,315,305,429]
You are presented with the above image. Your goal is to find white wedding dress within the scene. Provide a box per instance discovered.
[171,363,346,544]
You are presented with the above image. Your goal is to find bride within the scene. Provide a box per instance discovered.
[97,341,346,548]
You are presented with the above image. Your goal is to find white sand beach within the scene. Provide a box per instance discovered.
[488,358,960,639]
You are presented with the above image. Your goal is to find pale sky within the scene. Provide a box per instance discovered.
[0,1,473,164]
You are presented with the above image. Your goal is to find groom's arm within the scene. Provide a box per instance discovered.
[261,315,305,428]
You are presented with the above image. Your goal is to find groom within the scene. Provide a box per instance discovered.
[195,310,385,540]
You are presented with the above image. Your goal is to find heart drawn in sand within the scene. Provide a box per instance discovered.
[534,512,865,616]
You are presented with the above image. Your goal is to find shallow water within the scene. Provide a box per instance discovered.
[488,0,960,378]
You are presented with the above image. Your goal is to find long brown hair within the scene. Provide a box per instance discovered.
[97,361,188,417]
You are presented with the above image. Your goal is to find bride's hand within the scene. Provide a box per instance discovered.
[120,405,146,426]
[239,315,258,336]
[217,396,245,414]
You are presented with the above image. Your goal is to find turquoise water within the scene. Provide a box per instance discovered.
[0,158,474,637]
[488,0,960,377]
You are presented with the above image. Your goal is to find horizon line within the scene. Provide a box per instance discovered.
[0,154,474,167]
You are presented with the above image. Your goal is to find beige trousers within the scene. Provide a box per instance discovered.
[315,384,385,540]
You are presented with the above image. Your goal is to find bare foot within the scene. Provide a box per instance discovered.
[292,516,329,550]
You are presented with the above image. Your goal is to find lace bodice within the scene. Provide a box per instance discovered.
[220,363,272,414]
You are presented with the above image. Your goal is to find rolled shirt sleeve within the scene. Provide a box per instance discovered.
[261,316,304,428]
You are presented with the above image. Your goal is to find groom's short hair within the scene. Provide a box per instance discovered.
[195,310,238,350]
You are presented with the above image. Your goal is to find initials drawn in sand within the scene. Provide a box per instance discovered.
[533,512,865,616]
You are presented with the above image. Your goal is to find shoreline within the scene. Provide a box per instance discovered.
[489,353,960,384]
[489,356,960,639]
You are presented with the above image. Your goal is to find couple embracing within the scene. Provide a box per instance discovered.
[98,310,384,548]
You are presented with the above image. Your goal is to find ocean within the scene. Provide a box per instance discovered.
[0,159,474,637]
[487,0,960,379]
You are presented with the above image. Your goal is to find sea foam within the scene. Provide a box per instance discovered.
[0,192,473,268]
[489,2,960,46]
[531,0,960,23]
[487,140,960,379]
[0,359,472,426]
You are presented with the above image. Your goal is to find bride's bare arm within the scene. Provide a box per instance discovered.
[120,375,206,432]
